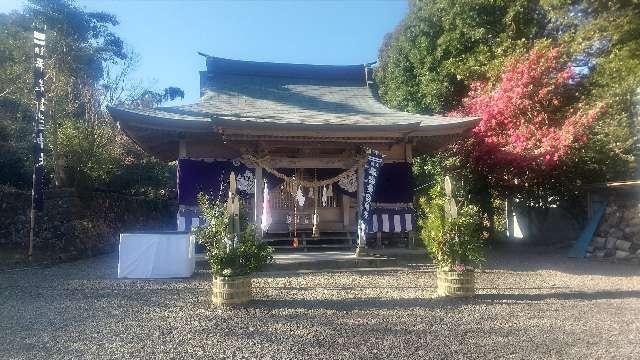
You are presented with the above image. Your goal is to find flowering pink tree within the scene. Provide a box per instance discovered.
[452,48,601,190]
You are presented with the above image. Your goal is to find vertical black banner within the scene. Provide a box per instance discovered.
[32,28,46,211]
[358,150,383,242]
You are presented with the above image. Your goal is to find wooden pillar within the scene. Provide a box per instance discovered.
[178,140,187,159]
[406,142,414,249]
[342,194,350,228]
[356,165,366,255]
[404,142,413,162]
[254,167,263,239]
[177,140,187,231]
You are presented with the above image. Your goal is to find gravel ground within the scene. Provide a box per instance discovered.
[1,249,639,360]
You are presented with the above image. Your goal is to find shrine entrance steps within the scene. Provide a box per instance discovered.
[261,231,418,251]
[263,249,427,272]
[262,231,354,251]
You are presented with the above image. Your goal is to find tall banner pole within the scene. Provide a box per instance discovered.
[28,26,47,258]
[356,150,383,256]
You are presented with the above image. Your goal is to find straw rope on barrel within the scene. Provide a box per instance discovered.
[211,276,252,306]
[436,270,475,297]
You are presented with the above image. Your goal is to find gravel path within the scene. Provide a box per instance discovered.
[1,249,639,360]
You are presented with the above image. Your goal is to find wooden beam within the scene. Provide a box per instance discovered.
[251,157,360,169]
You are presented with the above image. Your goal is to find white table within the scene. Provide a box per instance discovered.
[118,232,195,278]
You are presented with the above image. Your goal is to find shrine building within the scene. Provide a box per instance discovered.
[107,55,478,252]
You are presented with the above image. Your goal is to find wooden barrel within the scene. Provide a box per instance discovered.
[436,269,475,297]
[211,276,252,307]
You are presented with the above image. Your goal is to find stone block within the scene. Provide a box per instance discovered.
[623,208,637,219]
[609,229,624,239]
[615,240,632,252]
[605,237,619,249]
[624,225,640,235]
[591,237,606,249]
[594,249,607,258]
[615,250,630,259]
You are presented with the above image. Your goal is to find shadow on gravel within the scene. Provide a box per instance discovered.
[476,290,640,302]
[250,297,472,311]
[250,289,640,311]
[488,261,640,277]
[485,251,640,277]
[253,268,430,279]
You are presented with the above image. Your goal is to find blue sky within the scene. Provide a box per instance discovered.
[0,0,408,105]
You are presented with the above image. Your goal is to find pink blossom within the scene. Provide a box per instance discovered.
[451,48,601,186]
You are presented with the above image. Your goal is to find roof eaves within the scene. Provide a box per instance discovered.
[107,106,213,131]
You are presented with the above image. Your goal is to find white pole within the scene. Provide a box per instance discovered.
[254,167,263,238]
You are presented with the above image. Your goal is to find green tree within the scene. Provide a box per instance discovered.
[0,0,180,196]
[0,13,38,189]
[548,0,640,181]
[375,0,545,114]
[0,0,127,188]
[380,0,640,218]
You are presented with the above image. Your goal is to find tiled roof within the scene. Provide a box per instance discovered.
[109,56,478,130]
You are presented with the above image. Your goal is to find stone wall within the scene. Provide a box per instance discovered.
[0,187,177,259]
[587,191,640,262]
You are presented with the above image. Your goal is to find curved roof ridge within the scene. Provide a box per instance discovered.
[201,54,375,83]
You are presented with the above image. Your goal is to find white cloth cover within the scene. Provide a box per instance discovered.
[118,233,195,279]
[177,215,186,231]
[393,215,402,233]
[381,214,390,232]
[404,214,413,231]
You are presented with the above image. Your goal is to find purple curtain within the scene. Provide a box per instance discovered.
[338,162,414,202]
[373,162,414,203]
[177,159,252,205]
[177,160,414,206]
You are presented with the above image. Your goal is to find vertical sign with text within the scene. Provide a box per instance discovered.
[358,150,383,245]
[32,28,46,211]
